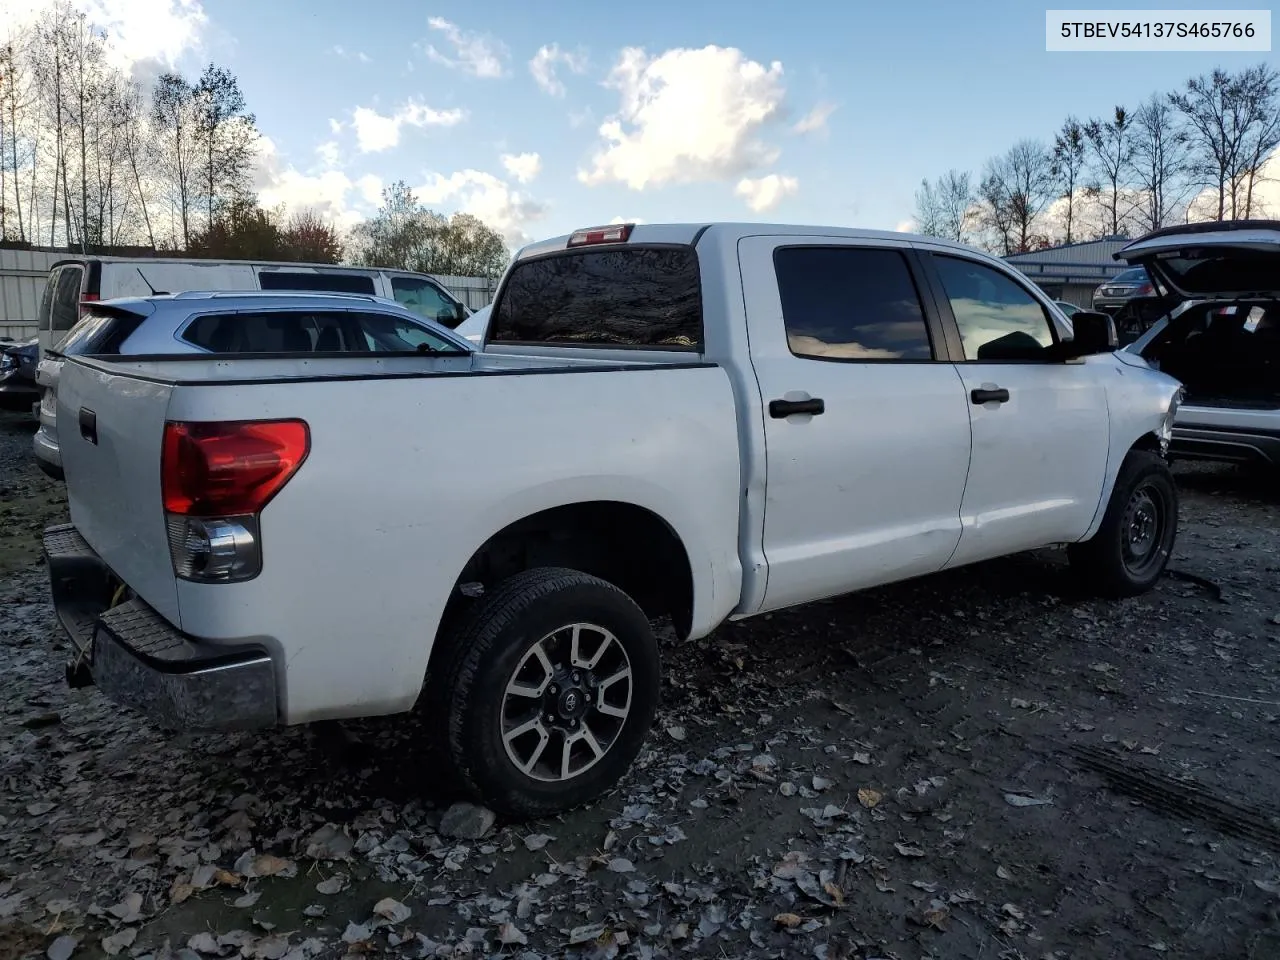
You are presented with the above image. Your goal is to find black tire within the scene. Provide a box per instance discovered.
[1068,449,1178,598]
[430,567,660,819]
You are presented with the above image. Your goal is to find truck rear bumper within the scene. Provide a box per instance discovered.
[43,523,278,731]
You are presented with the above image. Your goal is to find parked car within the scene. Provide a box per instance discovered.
[0,335,39,412]
[34,255,470,359]
[31,291,472,480]
[1122,220,1280,469]
[42,221,1182,818]
[1092,266,1154,314]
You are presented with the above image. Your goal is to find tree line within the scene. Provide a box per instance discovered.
[913,63,1280,255]
[0,1,509,278]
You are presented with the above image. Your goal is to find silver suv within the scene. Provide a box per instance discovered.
[1121,220,1280,469]
[33,291,473,479]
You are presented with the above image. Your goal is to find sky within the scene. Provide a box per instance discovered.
[7,0,1276,249]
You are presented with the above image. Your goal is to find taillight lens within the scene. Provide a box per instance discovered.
[79,292,99,318]
[161,420,309,582]
[1137,283,1153,296]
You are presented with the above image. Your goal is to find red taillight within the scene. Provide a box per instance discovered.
[1137,283,1153,296]
[162,419,309,517]
[79,292,99,318]
[567,223,634,246]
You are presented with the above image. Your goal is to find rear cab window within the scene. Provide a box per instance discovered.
[490,246,702,349]
[392,276,463,327]
[180,310,461,354]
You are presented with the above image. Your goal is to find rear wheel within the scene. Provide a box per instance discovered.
[431,567,661,818]
[1068,449,1178,598]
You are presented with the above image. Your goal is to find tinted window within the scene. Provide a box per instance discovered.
[181,310,458,354]
[51,265,85,332]
[392,276,460,327]
[257,271,376,295]
[53,313,117,355]
[774,247,933,360]
[491,247,702,348]
[38,267,60,333]
[933,255,1056,361]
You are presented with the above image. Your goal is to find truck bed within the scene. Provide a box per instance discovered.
[53,351,745,723]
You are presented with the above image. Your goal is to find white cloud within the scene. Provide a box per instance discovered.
[609,216,646,225]
[7,0,208,74]
[895,218,916,233]
[424,16,507,78]
[793,102,836,135]
[253,136,368,231]
[579,45,789,191]
[415,169,548,246]
[332,45,371,63]
[529,43,588,97]
[316,141,341,169]
[351,101,466,153]
[735,173,799,212]
[501,152,542,184]
[357,174,384,207]
[328,118,343,135]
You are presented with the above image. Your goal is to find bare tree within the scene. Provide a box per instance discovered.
[1171,66,1279,221]
[979,141,1053,255]
[1051,117,1087,243]
[912,177,944,238]
[151,71,196,247]
[118,79,156,247]
[1130,94,1187,233]
[192,64,259,228]
[1084,107,1134,237]
[1236,64,1280,218]
[914,169,975,243]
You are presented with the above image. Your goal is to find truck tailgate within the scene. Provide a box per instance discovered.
[56,359,180,625]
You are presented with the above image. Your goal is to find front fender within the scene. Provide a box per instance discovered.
[1080,355,1182,542]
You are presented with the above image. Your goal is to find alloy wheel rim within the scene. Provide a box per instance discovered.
[500,623,633,783]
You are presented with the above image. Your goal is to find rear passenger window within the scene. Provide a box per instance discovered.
[257,271,376,295]
[180,310,457,354]
[51,266,85,333]
[774,247,934,360]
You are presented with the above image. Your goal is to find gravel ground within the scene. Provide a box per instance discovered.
[3,407,1280,960]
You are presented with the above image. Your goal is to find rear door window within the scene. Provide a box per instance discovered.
[38,267,61,333]
[51,265,85,333]
[490,247,702,348]
[180,310,461,354]
[257,271,376,295]
[773,246,935,360]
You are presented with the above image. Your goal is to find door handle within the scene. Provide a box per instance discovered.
[78,407,98,444]
[970,387,1010,405]
[769,397,825,418]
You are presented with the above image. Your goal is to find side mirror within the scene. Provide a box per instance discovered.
[454,302,468,325]
[1064,311,1118,357]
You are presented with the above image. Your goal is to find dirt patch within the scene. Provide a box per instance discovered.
[3,408,1280,959]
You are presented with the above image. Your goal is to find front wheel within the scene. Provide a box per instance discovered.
[432,567,661,819]
[1068,449,1178,598]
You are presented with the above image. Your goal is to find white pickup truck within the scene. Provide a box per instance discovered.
[44,222,1184,818]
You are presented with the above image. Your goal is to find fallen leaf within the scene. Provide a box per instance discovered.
[315,874,348,895]
[607,858,635,873]
[812,776,833,792]
[996,866,1013,880]
[1253,879,1280,896]
[1003,793,1053,807]
[569,922,605,945]
[858,788,882,808]
[101,928,137,957]
[774,913,803,929]
[665,726,687,742]
[851,752,872,765]
[46,935,77,960]
[250,854,294,878]
[234,891,261,909]
[188,932,221,954]
[498,923,528,946]
[1002,903,1025,920]
[923,906,949,929]
[373,897,411,924]
[822,880,845,906]
[524,833,554,851]
[895,842,926,858]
